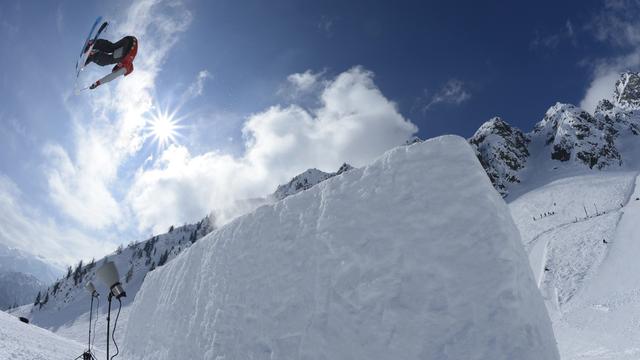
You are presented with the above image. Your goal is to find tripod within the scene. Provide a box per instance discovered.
[74,292,99,360]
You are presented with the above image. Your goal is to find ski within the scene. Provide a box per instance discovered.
[75,17,108,79]
[75,16,102,75]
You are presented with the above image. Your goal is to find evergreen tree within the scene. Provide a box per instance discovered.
[158,250,169,267]
[39,293,49,309]
[34,291,41,306]
[73,260,83,285]
[125,265,134,283]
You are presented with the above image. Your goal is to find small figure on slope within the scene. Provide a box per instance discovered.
[85,36,138,90]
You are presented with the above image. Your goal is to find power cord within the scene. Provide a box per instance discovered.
[91,295,99,352]
[110,298,122,360]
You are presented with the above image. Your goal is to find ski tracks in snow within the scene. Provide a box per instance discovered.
[516,172,640,311]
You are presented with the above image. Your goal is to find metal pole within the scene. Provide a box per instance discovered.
[88,295,93,351]
[107,293,112,360]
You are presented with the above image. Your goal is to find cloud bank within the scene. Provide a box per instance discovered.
[0,175,111,268]
[580,0,640,112]
[127,67,418,232]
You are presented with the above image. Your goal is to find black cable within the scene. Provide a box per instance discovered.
[110,298,122,360]
[91,295,99,352]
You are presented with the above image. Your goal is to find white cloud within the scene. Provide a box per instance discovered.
[45,0,192,230]
[127,66,418,233]
[185,70,212,100]
[278,70,325,101]
[580,71,619,113]
[580,58,637,113]
[580,1,640,113]
[424,79,471,111]
[591,0,640,47]
[43,142,123,229]
[287,70,320,91]
[0,174,113,268]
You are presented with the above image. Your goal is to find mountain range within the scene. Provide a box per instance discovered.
[469,71,640,197]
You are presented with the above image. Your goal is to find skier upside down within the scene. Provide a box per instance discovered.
[85,36,138,89]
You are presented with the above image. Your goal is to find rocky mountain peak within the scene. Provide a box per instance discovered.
[614,72,640,109]
[531,102,620,168]
[272,163,354,201]
[469,117,530,196]
[335,163,354,175]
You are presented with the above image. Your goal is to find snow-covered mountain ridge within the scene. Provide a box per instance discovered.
[470,72,640,196]
[0,243,61,311]
[272,163,354,200]
[0,272,44,311]
[9,214,215,348]
[0,243,62,284]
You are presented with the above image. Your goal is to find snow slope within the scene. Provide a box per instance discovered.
[552,172,640,359]
[12,215,214,349]
[123,136,559,360]
[0,310,101,360]
[0,272,43,310]
[510,172,634,247]
[509,171,640,359]
[0,243,62,284]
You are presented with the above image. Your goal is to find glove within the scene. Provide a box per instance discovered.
[89,81,100,90]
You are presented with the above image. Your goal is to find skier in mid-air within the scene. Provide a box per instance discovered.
[84,35,138,89]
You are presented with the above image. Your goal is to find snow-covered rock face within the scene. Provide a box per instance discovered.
[469,117,530,195]
[0,243,62,284]
[533,102,621,169]
[470,72,640,196]
[272,163,354,200]
[595,99,640,137]
[614,72,640,109]
[0,271,43,310]
[123,136,559,360]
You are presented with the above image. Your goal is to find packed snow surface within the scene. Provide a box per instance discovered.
[123,135,558,360]
[509,171,640,359]
[554,172,640,359]
[0,310,101,360]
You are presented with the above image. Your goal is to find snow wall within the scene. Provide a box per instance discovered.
[122,135,559,360]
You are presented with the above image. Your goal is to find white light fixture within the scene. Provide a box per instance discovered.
[96,261,126,299]
[96,260,126,360]
[84,281,97,296]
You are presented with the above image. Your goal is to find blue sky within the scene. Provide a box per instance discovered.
[0,0,638,267]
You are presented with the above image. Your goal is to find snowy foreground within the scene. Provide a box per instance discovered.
[0,310,102,360]
[122,136,558,359]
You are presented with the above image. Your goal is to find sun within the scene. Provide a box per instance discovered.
[144,106,184,150]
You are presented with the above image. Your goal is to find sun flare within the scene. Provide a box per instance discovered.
[145,107,184,150]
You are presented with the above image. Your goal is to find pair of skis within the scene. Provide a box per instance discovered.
[75,17,108,94]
